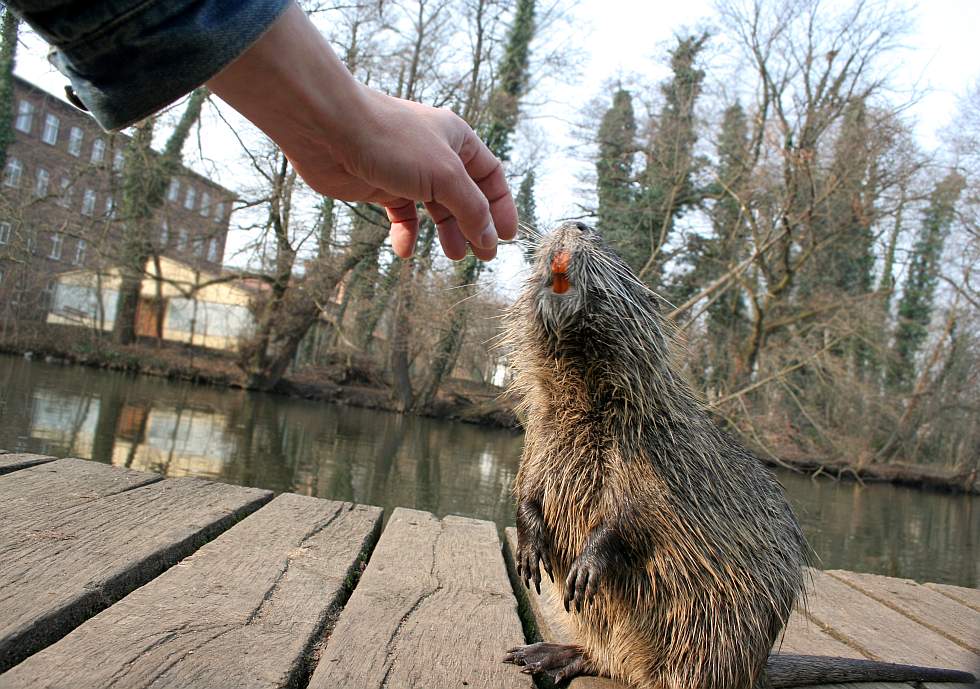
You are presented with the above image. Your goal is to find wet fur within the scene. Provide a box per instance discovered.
[505,223,973,689]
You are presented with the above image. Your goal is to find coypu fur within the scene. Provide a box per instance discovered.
[503,222,975,689]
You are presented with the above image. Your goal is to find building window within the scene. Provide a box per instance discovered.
[213,201,225,223]
[113,149,125,172]
[199,191,211,217]
[160,219,170,245]
[81,189,96,216]
[26,230,36,255]
[49,233,63,260]
[15,100,34,133]
[34,168,50,197]
[68,127,84,156]
[41,113,60,145]
[207,237,219,262]
[177,228,188,251]
[3,158,23,187]
[167,178,180,202]
[74,239,87,265]
[59,177,73,208]
[0,221,10,245]
[193,237,205,257]
[184,186,196,210]
[105,195,116,218]
[90,138,106,164]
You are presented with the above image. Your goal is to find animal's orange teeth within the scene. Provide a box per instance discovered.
[551,250,571,294]
[551,251,570,274]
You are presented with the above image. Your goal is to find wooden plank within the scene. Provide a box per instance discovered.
[805,569,980,672]
[0,458,162,526]
[0,472,271,672]
[925,582,980,613]
[0,453,58,475]
[309,509,532,689]
[1,494,383,688]
[828,570,980,654]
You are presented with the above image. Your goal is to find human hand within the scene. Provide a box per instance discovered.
[207,2,517,260]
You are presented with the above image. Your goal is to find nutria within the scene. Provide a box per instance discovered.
[502,222,975,689]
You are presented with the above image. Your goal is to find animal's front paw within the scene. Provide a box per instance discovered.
[563,552,605,612]
[516,535,552,595]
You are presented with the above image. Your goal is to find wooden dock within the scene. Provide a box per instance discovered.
[0,452,976,688]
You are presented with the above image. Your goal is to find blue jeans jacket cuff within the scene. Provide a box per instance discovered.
[35,0,291,131]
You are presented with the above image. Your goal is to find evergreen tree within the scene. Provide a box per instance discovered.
[887,171,965,391]
[634,34,708,284]
[515,169,539,264]
[0,8,19,170]
[595,88,638,266]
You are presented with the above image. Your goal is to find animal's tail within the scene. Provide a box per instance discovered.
[764,654,976,687]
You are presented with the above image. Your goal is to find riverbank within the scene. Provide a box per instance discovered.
[1,332,975,495]
[0,330,519,430]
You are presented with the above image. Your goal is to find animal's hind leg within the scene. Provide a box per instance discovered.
[504,642,596,684]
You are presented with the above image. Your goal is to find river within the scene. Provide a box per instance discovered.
[0,354,975,588]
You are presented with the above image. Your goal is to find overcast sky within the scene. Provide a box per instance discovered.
[11,0,980,293]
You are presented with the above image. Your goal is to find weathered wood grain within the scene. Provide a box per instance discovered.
[925,582,980,613]
[0,466,270,672]
[806,569,980,673]
[828,570,979,654]
[310,509,532,689]
[0,458,161,528]
[0,453,59,475]
[1,494,383,688]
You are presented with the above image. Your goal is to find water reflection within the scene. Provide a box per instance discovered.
[0,354,975,588]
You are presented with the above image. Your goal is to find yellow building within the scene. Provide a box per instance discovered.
[46,256,258,351]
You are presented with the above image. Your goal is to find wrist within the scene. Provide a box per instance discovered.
[207,1,366,157]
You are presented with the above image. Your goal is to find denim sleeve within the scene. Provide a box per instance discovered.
[6,0,291,131]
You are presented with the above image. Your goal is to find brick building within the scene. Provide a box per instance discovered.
[0,75,234,322]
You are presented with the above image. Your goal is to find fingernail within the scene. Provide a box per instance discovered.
[478,222,497,249]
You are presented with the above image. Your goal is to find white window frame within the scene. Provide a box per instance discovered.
[90,138,106,164]
[49,232,63,260]
[34,168,50,197]
[213,201,225,223]
[167,178,180,202]
[207,237,219,262]
[81,189,97,216]
[199,191,211,217]
[177,228,188,251]
[105,195,116,218]
[160,219,170,245]
[113,149,125,172]
[74,239,87,265]
[59,178,73,208]
[184,186,196,210]
[0,221,10,245]
[41,113,60,145]
[68,127,84,156]
[3,158,23,187]
[15,100,34,133]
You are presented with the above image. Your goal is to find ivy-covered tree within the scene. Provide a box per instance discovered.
[0,8,19,170]
[416,0,536,409]
[887,171,965,391]
[634,34,708,285]
[515,169,539,264]
[595,88,638,265]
